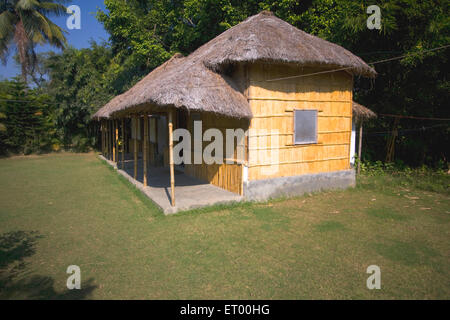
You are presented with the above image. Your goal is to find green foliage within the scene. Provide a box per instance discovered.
[358,160,449,195]
[95,0,314,82]
[0,78,57,155]
[42,43,115,149]
[359,160,448,176]
[332,0,450,167]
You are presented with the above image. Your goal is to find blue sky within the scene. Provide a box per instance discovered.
[0,0,110,80]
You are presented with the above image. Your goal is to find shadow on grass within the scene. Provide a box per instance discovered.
[372,240,440,267]
[314,220,346,232]
[0,231,97,300]
[365,207,408,221]
[98,158,164,218]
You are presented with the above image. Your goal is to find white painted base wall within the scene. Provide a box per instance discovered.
[350,121,356,166]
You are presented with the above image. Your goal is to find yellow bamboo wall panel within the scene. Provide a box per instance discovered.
[249,85,351,102]
[320,132,351,144]
[249,158,350,180]
[183,112,248,194]
[247,64,352,101]
[185,163,242,194]
[250,144,349,166]
[250,100,351,116]
[318,117,352,132]
[247,63,353,180]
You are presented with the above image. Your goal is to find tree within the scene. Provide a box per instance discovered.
[0,0,67,83]
[95,0,316,92]
[42,42,114,150]
[13,51,52,88]
[0,77,57,154]
[322,0,449,166]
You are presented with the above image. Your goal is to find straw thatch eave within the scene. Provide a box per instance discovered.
[92,53,187,120]
[95,52,252,120]
[352,101,377,122]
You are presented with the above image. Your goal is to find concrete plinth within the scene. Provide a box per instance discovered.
[99,155,243,214]
[243,170,356,201]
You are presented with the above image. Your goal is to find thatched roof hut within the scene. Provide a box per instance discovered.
[352,101,377,122]
[93,11,376,120]
[199,11,376,77]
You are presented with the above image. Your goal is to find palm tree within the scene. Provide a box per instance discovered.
[0,0,67,83]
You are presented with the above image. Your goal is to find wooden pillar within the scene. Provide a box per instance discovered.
[124,118,128,154]
[104,121,107,158]
[107,120,111,160]
[100,120,104,155]
[133,115,138,180]
[115,120,119,163]
[102,120,106,156]
[357,122,363,175]
[386,117,399,163]
[147,117,152,166]
[111,120,114,161]
[168,111,175,206]
[121,118,125,169]
[100,121,102,155]
[240,164,244,196]
[111,120,114,160]
[110,120,113,161]
[143,115,148,186]
[112,120,116,162]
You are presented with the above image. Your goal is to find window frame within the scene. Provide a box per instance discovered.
[293,109,318,145]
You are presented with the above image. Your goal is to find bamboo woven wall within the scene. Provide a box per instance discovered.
[247,63,353,180]
[184,112,248,194]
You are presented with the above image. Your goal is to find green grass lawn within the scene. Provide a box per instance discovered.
[0,153,449,299]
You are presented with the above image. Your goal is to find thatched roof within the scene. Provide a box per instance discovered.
[95,52,252,120]
[94,11,376,120]
[93,53,187,119]
[199,11,376,77]
[352,101,377,122]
